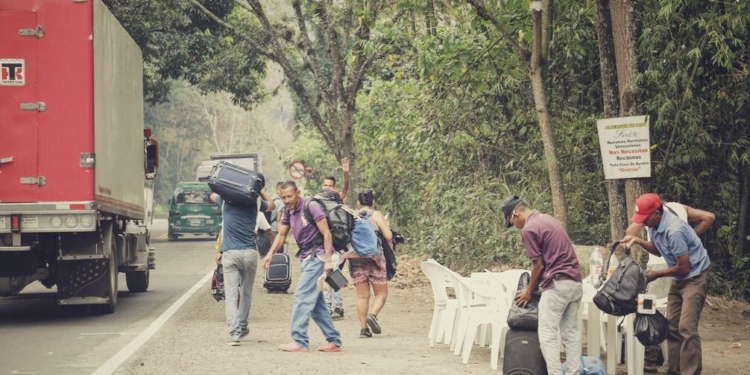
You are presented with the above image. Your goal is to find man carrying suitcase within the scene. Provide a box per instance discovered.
[212,191,275,346]
[322,158,349,320]
[262,181,342,353]
[503,195,583,375]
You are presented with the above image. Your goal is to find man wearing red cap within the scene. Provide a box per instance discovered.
[621,193,714,375]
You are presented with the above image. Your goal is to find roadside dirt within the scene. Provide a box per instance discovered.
[126,254,749,374]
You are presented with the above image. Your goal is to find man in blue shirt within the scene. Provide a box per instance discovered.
[212,191,275,346]
[621,193,714,375]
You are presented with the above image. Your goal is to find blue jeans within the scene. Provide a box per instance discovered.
[222,249,258,338]
[291,256,342,348]
[538,279,583,375]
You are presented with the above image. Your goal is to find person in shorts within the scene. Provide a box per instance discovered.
[349,189,392,338]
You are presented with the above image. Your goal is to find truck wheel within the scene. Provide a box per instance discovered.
[96,254,118,314]
[95,229,119,314]
[126,269,149,293]
[167,233,178,241]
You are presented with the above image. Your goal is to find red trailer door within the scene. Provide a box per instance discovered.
[0,10,40,203]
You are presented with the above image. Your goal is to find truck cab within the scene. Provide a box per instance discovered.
[167,182,221,241]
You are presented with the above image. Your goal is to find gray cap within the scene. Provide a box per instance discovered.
[501,195,523,227]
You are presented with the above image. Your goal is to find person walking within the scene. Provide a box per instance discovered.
[350,189,391,338]
[503,195,583,375]
[621,193,714,375]
[211,192,275,346]
[321,158,349,320]
[262,181,342,352]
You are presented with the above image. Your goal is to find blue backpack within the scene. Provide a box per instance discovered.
[350,212,379,257]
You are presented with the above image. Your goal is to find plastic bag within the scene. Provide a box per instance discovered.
[562,356,606,375]
[507,272,542,330]
[211,263,225,302]
[634,310,668,346]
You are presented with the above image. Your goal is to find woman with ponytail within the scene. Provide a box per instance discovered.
[350,189,392,338]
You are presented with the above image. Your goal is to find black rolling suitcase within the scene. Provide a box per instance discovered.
[207,161,264,205]
[264,253,291,293]
[503,329,548,375]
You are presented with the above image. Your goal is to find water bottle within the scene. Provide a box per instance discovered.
[589,247,603,280]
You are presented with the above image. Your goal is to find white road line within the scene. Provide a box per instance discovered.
[90,269,213,375]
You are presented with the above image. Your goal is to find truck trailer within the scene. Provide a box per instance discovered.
[0,0,158,313]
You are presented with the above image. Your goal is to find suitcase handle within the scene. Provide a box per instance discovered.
[219,178,245,188]
[223,164,251,176]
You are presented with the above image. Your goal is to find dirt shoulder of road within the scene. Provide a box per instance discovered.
[125,255,750,375]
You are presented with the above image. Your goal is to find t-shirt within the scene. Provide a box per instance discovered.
[255,210,271,232]
[648,208,710,280]
[521,210,583,290]
[282,197,325,259]
[269,195,283,233]
[216,196,268,252]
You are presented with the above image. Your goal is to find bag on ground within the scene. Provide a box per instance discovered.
[211,263,225,302]
[592,243,648,316]
[302,190,354,252]
[561,356,606,375]
[507,272,542,330]
[634,310,669,346]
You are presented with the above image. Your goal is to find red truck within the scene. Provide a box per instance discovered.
[0,0,158,313]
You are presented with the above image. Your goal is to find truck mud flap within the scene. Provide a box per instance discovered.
[56,256,110,302]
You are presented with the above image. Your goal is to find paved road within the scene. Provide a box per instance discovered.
[0,219,216,375]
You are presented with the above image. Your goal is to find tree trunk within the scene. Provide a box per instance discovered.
[738,169,750,259]
[595,0,628,244]
[611,0,647,265]
[531,1,568,229]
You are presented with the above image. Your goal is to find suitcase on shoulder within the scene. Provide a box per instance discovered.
[207,161,264,205]
[264,253,291,293]
[503,329,548,375]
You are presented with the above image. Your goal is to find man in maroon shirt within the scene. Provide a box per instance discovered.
[503,195,583,375]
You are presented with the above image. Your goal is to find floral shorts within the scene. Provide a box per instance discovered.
[348,255,387,286]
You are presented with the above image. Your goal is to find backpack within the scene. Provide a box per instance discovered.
[592,243,648,316]
[350,211,379,257]
[301,190,354,253]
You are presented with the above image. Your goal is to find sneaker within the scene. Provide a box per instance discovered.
[331,307,344,321]
[279,343,309,352]
[317,342,341,352]
[366,314,381,334]
[227,336,240,346]
[359,328,372,338]
[239,327,249,339]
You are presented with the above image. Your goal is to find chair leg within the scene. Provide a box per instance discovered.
[452,311,469,355]
[491,323,503,370]
[429,308,442,347]
[461,318,479,364]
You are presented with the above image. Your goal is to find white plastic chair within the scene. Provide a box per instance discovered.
[448,272,509,370]
[420,260,459,347]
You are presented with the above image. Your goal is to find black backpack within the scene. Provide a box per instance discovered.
[301,190,354,253]
[593,243,648,316]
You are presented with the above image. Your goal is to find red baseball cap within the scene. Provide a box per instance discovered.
[631,193,662,223]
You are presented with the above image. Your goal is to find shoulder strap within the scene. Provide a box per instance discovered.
[303,200,314,225]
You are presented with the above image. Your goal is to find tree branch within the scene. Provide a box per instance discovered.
[185,0,274,58]
[317,2,346,105]
[466,0,529,60]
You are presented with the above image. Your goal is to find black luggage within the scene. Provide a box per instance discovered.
[207,161,264,205]
[503,329,548,375]
[263,253,291,293]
